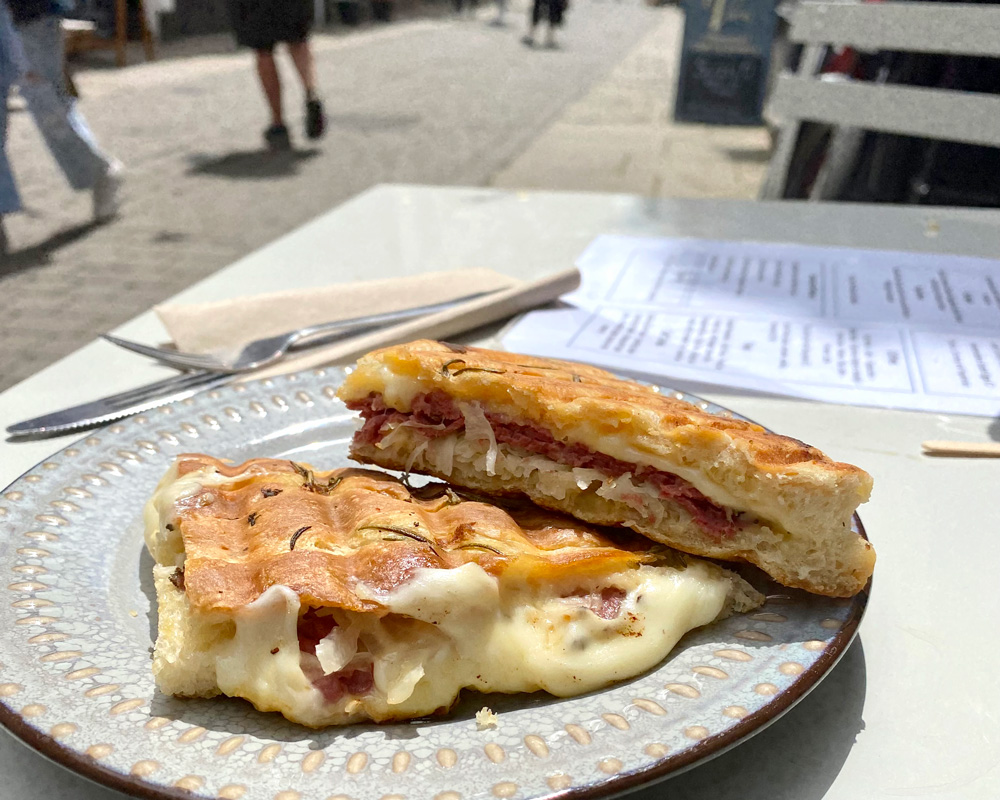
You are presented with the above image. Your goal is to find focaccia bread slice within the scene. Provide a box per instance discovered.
[336,340,876,597]
[145,454,762,728]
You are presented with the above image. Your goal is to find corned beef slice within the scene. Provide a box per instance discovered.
[348,392,739,538]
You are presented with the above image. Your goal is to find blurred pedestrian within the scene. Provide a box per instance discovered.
[1,0,24,253]
[489,0,506,26]
[522,0,566,47]
[0,0,123,252]
[228,0,325,151]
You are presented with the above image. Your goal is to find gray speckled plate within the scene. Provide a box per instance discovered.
[0,368,868,800]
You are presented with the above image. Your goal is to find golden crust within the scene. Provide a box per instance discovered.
[166,455,652,614]
[337,339,868,475]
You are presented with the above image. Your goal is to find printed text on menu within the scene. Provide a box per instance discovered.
[502,236,1000,415]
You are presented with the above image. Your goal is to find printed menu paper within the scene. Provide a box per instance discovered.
[501,235,1000,416]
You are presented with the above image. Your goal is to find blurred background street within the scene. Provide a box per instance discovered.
[0,0,768,391]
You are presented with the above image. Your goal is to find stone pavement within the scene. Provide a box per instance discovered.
[491,5,770,197]
[0,2,769,392]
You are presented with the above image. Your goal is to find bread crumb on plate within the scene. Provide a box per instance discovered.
[476,707,498,729]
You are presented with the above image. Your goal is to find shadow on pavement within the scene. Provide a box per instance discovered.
[186,148,321,180]
[0,220,101,276]
[325,112,422,133]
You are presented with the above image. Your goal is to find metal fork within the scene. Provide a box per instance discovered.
[102,288,500,374]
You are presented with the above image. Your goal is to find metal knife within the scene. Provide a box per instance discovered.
[6,370,232,440]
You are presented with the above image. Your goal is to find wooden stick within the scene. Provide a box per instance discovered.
[922,440,1000,458]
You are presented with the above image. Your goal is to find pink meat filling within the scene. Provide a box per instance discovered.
[563,587,626,620]
[348,392,740,539]
[297,609,374,703]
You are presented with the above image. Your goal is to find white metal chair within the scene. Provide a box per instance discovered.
[760,1,1000,199]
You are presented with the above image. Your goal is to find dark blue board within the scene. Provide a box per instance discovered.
[675,0,778,125]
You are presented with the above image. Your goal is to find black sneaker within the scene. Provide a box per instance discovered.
[305,99,325,140]
[264,124,291,151]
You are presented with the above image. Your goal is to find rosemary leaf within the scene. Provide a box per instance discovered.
[454,542,505,556]
[450,367,505,376]
[440,358,466,375]
[357,525,441,556]
[289,525,312,551]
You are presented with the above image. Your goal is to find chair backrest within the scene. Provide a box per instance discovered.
[761,1,1000,198]
[774,1,1000,145]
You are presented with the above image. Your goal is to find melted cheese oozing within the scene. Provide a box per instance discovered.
[198,562,731,727]
[377,561,730,697]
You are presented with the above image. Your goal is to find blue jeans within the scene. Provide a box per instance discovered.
[0,11,113,215]
[0,1,25,214]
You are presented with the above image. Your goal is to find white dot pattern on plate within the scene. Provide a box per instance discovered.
[564,724,591,745]
[547,774,571,791]
[131,760,159,777]
[0,369,863,800]
[602,713,629,731]
[685,727,709,741]
[392,751,411,773]
[523,736,548,757]
[484,743,506,764]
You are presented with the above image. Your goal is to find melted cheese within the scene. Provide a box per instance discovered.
[183,561,731,727]
[215,586,318,716]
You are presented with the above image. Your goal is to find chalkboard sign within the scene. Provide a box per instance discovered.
[675,0,778,125]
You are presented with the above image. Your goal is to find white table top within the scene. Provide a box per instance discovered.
[1,184,999,800]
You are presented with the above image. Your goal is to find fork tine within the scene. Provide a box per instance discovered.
[101,334,222,371]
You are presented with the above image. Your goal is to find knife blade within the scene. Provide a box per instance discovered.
[6,370,232,440]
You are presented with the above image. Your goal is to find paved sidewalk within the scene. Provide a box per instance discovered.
[491,5,770,197]
[0,3,769,393]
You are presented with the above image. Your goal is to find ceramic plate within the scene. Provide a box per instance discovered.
[0,368,868,800]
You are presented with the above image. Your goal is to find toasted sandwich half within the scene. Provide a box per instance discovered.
[337,340,876,597]
[145,454,761,727]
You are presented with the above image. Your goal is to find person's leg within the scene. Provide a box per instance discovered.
[523,0,542,44]
[0,78,19,252]
[0,4,24,223]
[255,48,283,127]
[16,15,115,193]
[287,40,316,101]
[287,38,324,140]
[283,0,323,141]
[255,48,291,149]
[543,0,564,46]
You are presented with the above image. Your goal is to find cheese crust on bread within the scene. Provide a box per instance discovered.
[336,340,876,597]
[145,454,762,727]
